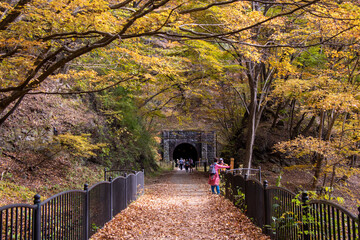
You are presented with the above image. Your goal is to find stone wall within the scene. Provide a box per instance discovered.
[161,130,216,163]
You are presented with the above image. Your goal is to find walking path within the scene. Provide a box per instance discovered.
[91,169,270,240]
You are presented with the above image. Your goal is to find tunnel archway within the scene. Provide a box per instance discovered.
[172,143,198,162]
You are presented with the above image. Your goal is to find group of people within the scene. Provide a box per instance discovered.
[175,156,230,195]
[176,158,194,173]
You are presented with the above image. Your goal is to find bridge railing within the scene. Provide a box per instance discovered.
[0,170,144,240]
[222,172,360,240]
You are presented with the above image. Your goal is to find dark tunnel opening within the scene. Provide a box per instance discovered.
[172,143,198,161]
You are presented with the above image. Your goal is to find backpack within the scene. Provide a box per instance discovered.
[209,163,217,175]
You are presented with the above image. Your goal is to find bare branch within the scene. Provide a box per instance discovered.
[28,76,136,95]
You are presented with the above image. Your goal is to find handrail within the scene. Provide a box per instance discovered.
[0,171,145,240]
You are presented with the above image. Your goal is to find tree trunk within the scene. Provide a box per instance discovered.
[243,62,259,173]
[312,111,325,190]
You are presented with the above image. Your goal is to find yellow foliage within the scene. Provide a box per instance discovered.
[54,133,107,158]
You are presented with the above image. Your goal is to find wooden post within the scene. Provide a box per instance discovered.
[230,158,234,170]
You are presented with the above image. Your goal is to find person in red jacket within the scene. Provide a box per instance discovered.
[208,158,230,194]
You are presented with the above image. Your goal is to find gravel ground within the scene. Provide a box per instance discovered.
[91,169,270,240]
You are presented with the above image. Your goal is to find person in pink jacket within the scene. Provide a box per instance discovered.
[208,158,230,194]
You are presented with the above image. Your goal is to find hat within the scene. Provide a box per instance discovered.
[219,158,224,162]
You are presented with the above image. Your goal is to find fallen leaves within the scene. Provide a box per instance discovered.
[91,171,270,240]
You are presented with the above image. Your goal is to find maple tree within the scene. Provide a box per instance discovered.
[1,0,359,178]
[0,0,328,126]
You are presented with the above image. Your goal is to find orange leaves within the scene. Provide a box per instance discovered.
[91,172,270,240]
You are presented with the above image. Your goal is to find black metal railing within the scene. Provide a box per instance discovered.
[226,167,262,182]
[223,172,360,240]
[0,170,144,240]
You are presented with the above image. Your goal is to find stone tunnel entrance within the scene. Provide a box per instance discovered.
[161,130,216,163]
[173,143,198,161]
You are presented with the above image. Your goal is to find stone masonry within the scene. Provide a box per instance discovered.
[161,130,216,163]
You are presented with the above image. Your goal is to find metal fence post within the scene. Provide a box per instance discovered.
[124,173,128,207]
[83,184,89,240]
[32,194,41,240]
[302,192,310,240]
[263,180,270,235]
[109,177,113,219]
[259,166,262,182]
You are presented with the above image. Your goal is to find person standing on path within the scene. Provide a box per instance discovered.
[179,158,184,170]
[208,158,230,194]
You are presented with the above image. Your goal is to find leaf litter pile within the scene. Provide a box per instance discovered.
[91,170,270,240]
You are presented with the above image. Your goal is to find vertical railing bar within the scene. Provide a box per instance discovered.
[63,194,66,239]
[78,193,81,239]
[56,197,59,240]
[24,208,28,240]
[324,204,328,240]
[0,210,2,239]
[74,193,77,240]
[358,207,360,240]
[309,204,312,240]
[60,195,63,240]
[347,215,351,239]
[341,212,345,240]
[65,193,68,239]
[288,193,292,240]
[84,184,89,240]
[316,203,320,240]
[72,193,74,240]
[48,200,50,239]
[61,194,64,240]
[20,207,24,239]
[15,207,19,240]
[331,206,335,240]
[336,208,340,240]
[0,210,3,239]
[70,193,72,240]
[293,194,296,240]
[50,199,54,240]
[66,193,69,239]
[46,201,49,239]
[41,199,44,238]
[62,194,65,240]
[10,207,14,240]
[321,203,327,240]
[74,194,77,240]
[352,217,356,239]
[328,205,332,239]
[53,199,56,240]
[45,201,49,239]
[5,209,9,240]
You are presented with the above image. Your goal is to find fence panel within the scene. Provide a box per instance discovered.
[112,176,127,216]
[40,190,85,240]
[0,204,35,240]
[232,175,246,209]
[308,200,359,240]
[88,181,111,237]
[266,187,300,240]
[126,174,137,205]
[136,170,144,196]
[245,179,265,228]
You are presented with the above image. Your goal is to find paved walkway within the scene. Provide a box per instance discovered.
[91,169,270,240]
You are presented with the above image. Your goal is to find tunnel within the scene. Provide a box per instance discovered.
[172,143,198,162]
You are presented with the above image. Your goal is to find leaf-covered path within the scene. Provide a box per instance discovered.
[91,169,270,240]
